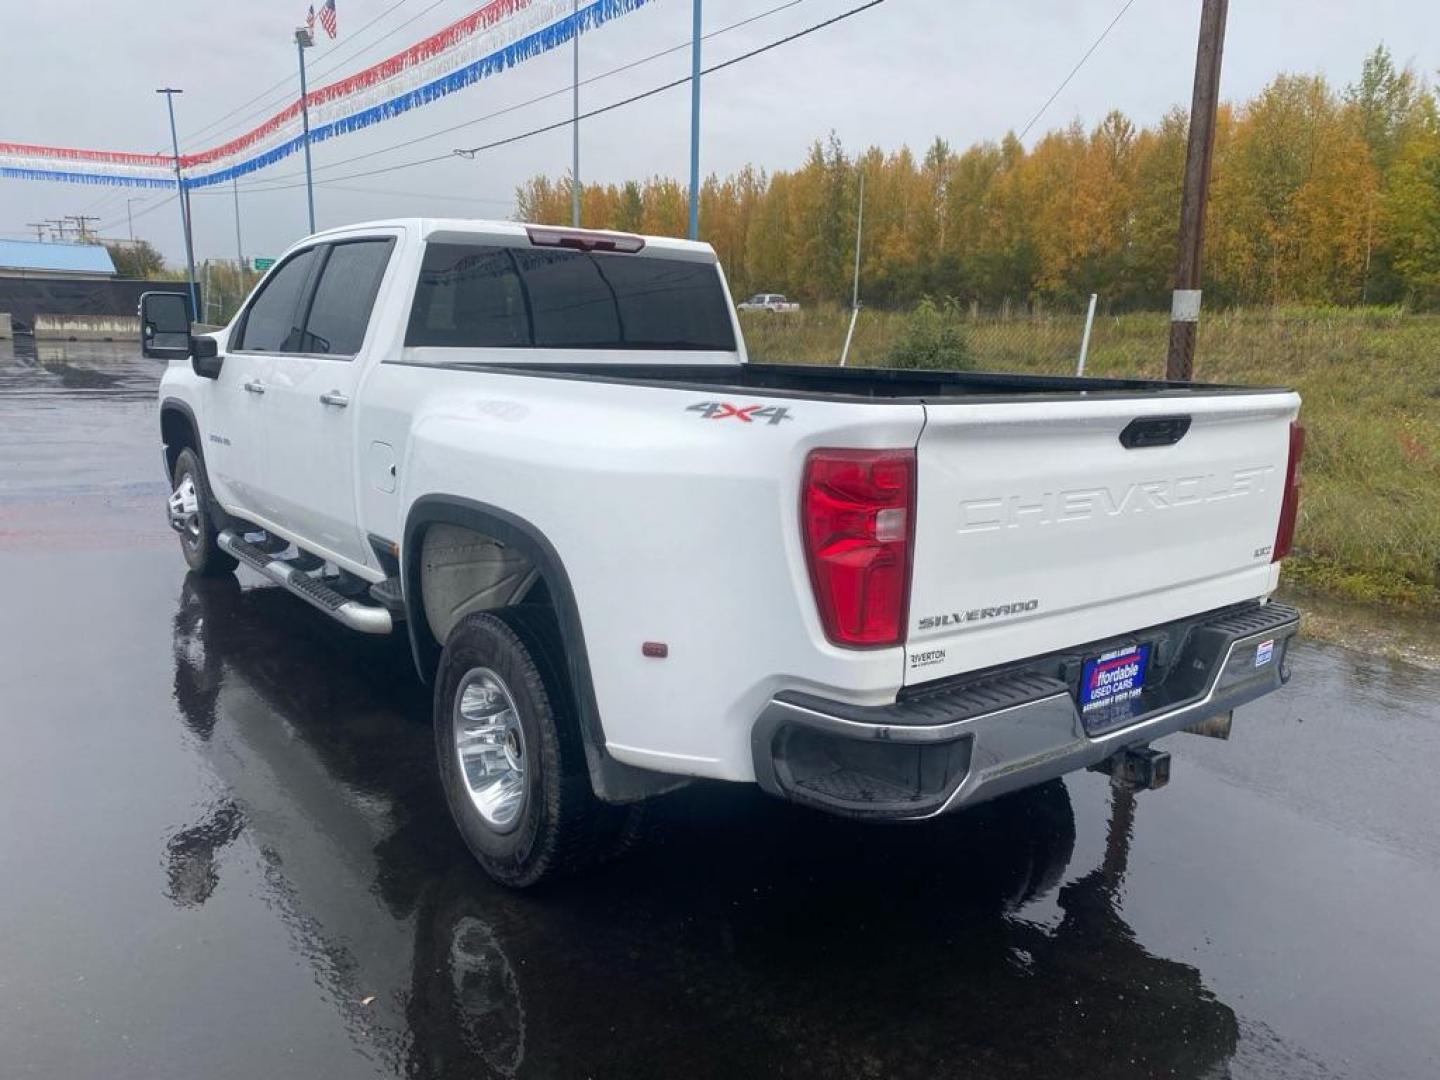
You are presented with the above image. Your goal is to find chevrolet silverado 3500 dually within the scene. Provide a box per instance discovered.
[142,219,1304,887]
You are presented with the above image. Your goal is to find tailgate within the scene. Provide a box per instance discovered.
[905,391,1301,685]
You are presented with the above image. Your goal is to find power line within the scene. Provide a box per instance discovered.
[456,1,893,164]
[224,0,887,194]
[181,0,426,146]
[311,0,451,83]
[190,0,453,150]
[74,179,150,220]
[90,0,879,242]
[192,180,514,206]
[19,0,813,229]
[95,192,177,237]
[235,0,813,192]
[222,0,885,197]
[1016,0,1139,142]
[308,183,513,204]
[86,1,439,228]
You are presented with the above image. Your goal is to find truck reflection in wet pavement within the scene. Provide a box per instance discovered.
[168,574,1238,1079]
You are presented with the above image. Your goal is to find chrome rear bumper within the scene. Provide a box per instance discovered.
[752,601,1300,819]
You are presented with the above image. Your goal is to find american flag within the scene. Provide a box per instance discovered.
[318,0,337,38]
[305,4,315,36]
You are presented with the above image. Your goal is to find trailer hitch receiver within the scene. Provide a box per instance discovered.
[1104,746,1171,792]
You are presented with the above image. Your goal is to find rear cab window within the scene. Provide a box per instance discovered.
[405,242,736,352]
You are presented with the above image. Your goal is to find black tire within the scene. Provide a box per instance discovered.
[434,607,643,888]
[171,447,238,576]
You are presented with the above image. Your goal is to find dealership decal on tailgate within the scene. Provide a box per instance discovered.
[1079,644,1151,716]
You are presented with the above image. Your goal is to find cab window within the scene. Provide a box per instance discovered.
[233,248,318,352]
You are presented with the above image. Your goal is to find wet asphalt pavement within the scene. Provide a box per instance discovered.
[2,340,1439,1080]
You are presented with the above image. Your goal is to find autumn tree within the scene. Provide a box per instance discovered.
[513,47,1439,311]
[106,240,165,279]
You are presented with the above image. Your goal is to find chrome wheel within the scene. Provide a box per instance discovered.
[453,667,527,831]
[169,474,201,545]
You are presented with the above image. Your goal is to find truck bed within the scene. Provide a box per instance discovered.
[418,360,1285,402]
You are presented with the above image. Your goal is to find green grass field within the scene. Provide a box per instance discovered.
[740,305,1440,612]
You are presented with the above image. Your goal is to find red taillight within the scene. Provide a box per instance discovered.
[801,448,916,648]
[1273,421,1305,562]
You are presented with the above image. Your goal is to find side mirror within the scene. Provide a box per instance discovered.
[139,291,192,360]
[191,336,223,379]
[138,290,223,379]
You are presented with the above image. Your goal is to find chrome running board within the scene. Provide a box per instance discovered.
[217,529,393,635]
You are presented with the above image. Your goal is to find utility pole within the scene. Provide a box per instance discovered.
[232,177,245,270]
[25,223,47,242]
[571,0,581,227]
[125,198,144,242]
[1165,0,1228,381]
[295,27,317,234]
[687,0,702,240]
[157,88,200,321]
[45,218,67,241]
[67,215,100,243]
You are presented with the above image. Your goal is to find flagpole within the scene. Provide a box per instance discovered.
[295,27,317,234]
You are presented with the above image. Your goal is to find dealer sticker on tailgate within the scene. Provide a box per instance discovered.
[1079,644,1151,717]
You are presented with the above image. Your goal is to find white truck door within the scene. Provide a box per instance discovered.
[206,246,322,519]
[263,238,395,570]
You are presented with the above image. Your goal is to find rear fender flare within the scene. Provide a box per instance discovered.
[402,496,680,804]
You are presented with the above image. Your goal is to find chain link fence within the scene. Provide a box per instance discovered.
[196,261,265,328]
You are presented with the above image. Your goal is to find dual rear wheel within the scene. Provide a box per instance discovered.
[433,608,646,888]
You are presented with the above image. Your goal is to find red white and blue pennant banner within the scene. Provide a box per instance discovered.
[0,0,649,191]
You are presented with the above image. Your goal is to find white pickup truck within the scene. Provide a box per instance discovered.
[143,219,1304,888]
[737,292,800,313]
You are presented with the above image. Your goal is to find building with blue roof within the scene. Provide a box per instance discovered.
[0,239,117,280]
[0,239,194,338]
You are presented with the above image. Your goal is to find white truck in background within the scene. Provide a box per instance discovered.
[143,218,1304,887]
[737,292,800,313]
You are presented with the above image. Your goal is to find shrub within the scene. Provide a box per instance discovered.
[885,296,974,370]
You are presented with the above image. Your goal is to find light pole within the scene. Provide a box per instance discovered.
[232,178,245,270]
[687,0,702,240]
[295,26,317,234]
[156,88,200,321]
[571,0,581,227]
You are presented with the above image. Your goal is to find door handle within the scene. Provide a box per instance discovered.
[319,390,350,408]
[243,380,266,395]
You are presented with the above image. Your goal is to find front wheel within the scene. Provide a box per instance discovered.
[434,608,643,888]
[170,447,237,576]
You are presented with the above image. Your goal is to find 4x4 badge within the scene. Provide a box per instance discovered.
[686,401,793,425]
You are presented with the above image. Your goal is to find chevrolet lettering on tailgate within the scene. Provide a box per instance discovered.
[958,465,1275,533]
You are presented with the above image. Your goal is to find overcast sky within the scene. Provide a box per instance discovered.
[1,0,1435,265]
